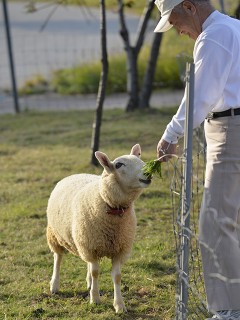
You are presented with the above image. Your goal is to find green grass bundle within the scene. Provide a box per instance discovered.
[142,159,162,179]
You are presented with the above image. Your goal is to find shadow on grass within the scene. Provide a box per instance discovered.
[43,290,89,300]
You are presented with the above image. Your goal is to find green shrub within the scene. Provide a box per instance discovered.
[51,63,101,94]
[48,28,194,95]
[107,55,127,93]
[50,57,127,95]
[19,74,49,96]
[50,46,184,95]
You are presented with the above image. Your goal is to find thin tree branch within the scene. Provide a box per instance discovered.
[135,0,155,54]
[40,4,60,32]
[117,0,131,51]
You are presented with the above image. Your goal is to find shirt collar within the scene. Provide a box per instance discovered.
[202,10,220,31]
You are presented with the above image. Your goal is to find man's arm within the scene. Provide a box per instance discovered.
[156,36,232,160]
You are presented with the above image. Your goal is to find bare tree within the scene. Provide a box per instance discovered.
[2,0,20,113]
[235,1,240,19]
[117,0,156,111]
[218,0,225,13]
[139,30,163,108]
[91,0,108,165]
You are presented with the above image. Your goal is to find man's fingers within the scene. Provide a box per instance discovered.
[160,155,172,162]
[157,139,177,162]
[157,150,172,162]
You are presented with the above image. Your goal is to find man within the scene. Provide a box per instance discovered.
[154,0,240,319]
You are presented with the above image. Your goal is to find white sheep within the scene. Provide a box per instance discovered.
[46,144,151,313]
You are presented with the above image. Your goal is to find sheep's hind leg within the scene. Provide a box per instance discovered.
[47,226,64,294]
[50,252,63,294]
[111,258,127,313]
[89,261,101,304]
[86,262,92,290]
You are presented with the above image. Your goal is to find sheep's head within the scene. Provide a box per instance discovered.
[95,144,152,191]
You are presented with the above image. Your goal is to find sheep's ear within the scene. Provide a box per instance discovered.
[130,144,141,158]
[95,151,113,173]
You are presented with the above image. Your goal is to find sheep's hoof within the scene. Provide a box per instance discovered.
[90,293,101,304]
[50,280,59,294]
[114,303,127,313]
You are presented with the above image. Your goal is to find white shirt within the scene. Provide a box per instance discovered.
[162,11,240,144]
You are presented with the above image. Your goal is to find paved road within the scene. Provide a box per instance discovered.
[0,89,184,114]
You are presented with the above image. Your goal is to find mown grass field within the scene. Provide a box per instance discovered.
[0,107,186,320]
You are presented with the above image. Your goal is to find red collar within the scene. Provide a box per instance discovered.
[106,205,129,217]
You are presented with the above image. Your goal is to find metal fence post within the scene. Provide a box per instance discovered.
[2,0,20,113]
[177,62,195,319]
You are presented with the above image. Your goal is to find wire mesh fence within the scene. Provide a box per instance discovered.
[0,31,103,113]
[167,59,240,320]
[163,63,209,319]
[159,125,207,319]
[0,2,145,113]
[168,126,209,319]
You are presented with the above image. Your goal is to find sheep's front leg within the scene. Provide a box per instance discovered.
[111,258,127,313]
[88,261,101,304]
[50,252,63,293]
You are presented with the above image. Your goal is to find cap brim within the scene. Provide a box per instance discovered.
[154,11,173,33]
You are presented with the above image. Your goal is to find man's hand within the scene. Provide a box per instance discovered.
[157,139,177,162]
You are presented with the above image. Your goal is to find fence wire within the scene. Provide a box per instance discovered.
[161,62,209,319]
[168,60,240,319]
[0,2,144,113]
[165,126,209,320]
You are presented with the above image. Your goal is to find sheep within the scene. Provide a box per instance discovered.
[46,144,151,313]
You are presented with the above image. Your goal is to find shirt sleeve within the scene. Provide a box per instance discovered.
[162,37,233,144]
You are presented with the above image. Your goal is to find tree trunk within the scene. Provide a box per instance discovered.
[235,3,240,19]
[126,48,138,111]
[139,32,163,109]
[90,0,108,166]
[219,0,225,13]
[117,0,155,111]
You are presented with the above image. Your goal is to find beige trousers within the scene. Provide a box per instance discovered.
[199,115,240,312]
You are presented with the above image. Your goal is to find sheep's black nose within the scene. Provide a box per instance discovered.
[139,178,152,185]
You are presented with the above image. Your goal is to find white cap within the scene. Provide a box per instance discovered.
[154,0,183,33]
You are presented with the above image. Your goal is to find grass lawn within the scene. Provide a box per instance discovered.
[0,107,198,319]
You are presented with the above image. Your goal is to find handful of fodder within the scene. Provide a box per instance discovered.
[142,159,162,180]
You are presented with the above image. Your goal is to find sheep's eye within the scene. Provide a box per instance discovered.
[115,162,125,169]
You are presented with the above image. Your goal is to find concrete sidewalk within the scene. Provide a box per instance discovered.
[0,89,184,114]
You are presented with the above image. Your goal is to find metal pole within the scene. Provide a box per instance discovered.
[179,62,195,319]
[2,0,20,113]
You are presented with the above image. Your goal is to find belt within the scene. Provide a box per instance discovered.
[206,108,240,120]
